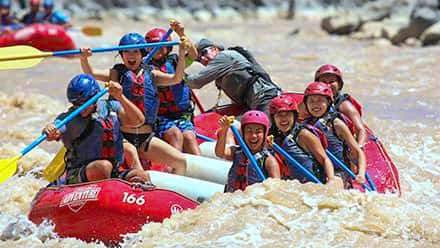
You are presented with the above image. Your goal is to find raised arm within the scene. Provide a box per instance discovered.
[108,81,144,127]
[170,19,198,60]
[79,48,111,82]
[215,115,234,161]
[152,38,188,86]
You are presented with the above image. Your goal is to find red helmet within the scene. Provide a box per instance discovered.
[240,110,270,136]
[30,0,40,5]
[314,64,344,90]
[304,82,334,103]
[269,94,298,115]
[145,28,172,43]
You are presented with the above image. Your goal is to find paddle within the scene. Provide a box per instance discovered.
[79,26,102,36]
[325,150,374,191]
[270,141,323,184]
[228,122,266,181]
[0,88,109,184]
[0,40,179,70]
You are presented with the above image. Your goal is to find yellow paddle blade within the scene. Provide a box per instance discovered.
[0,45,51,70]
[81,26,102,36]
[0,155,20,184]
[43,146,67,182]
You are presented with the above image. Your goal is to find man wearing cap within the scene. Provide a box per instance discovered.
[185,38,282,115]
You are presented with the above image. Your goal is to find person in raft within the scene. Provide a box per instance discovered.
[144,20,200,155]
[185,38,282,116]
[268,93,339,185]
[314,64,367,147]
[20,0,42,24]
[215,110,280,192]
[79,32,191,175]
[43,74,150,184]
[0,0,23,33]
[40,0,72,28]
[302,82,367,188]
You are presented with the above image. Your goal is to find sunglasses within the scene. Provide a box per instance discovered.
[197,46,213,61]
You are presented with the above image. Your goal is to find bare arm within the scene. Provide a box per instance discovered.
[79,48,110,82]
[153,39,187,86]
[339,101,367,146]
[170,19,198,60]
[298,129,336,182]
[108,81,144,127]
[110,68,120,83]
[334,118,367,184]
[215,115,234,160]
[265,155,281,179]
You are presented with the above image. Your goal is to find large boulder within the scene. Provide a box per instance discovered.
[321,12,362,35]
[420,21,440,46]
[351,21,384,39]
[357,0,394,23]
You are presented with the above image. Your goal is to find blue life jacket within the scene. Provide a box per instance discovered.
[61,100,123,170]
[281,123,325,183]
[150,54,192,117]
[225,147,270,192]
[310,112,349,173]
[118,65,158,126]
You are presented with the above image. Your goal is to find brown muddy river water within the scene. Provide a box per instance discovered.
[0,17,438,247]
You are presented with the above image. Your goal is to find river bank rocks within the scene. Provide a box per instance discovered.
[24,0,440,47]
[320,0,440,46]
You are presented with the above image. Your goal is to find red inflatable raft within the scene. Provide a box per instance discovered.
[28,179,198,245]
[0,23,75,51]
[193,93,401,195]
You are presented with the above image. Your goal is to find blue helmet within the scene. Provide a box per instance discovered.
[0,0,11,8]
[118,32,147,57]
[67,74,100,104]
[43,0,54,9]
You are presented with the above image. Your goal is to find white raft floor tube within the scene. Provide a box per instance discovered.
[149,170,224,202]
[184,153,231,185]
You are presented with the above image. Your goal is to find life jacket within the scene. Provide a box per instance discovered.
[219,47,281,106]
[64,100,123,170]
[280,124,325,183]
[118,65,158,126]
[21,12,41,24]
[310,112,349,171]
[334,93,363,117]
[225,147,271,192]
[151,55,192,118]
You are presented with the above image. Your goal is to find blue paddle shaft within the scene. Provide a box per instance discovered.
[196,133,216,142]
[365,173,377,191]
[195,132,321,184]
[230,126,266,181]
[19,32,172,159]
[143,29,173,63]
[20,89,109,156]
[272,143,322,184]
[325,150,373,191]
[52,41,179,57]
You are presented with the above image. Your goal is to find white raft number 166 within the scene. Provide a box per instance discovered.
[122,192,145,206]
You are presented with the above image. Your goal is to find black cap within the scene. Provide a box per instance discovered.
[196,38,224,54]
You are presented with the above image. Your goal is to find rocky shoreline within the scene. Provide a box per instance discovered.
[14,0,440,46]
